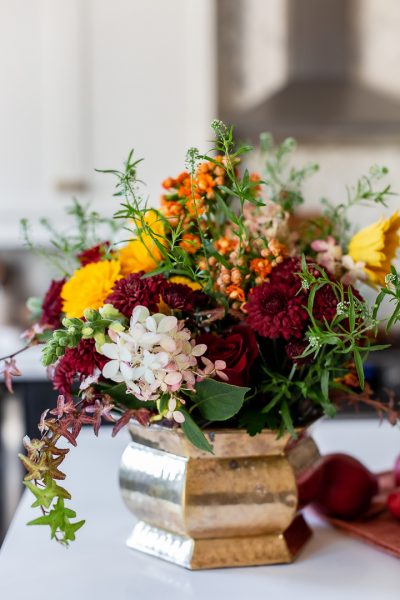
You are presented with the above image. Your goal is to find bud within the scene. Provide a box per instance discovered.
[94,332,106,353]
[53,330,65,340]
[99,304,123,320]
[109,321,125,333]
[83,308,97,321]
[82,326,94,337]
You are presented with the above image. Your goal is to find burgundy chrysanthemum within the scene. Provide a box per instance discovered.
[161,282,209,312]
[246,281,309,340]
[40,279,65,329]
[285,340,312,365]
[77,242,110,266]
[269,256,320,289]
[313,284,339,323]
[52,339,106,396]
[105,271,165,318]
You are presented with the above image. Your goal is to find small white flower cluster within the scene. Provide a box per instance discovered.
[99,305,226,422]
[336,301,349,316]
[185,147,201,175]
[211,119,228,139]
[308,334,322,350]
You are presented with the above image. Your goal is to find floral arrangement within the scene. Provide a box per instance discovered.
[2,121,400,544]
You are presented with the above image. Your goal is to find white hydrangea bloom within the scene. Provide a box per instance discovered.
[99,305,223,406]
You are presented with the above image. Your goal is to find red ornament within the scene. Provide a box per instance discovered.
[387,490,400,519]
[312,453,378,520]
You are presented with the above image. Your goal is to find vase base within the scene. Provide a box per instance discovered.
[126,514,312,570]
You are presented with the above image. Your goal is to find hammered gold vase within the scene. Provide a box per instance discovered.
[119,422,320,569]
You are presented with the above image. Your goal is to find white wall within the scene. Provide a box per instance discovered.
[0,0,216,247]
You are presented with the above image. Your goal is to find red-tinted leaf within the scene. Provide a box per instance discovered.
[112,408,150,437]
[50,395,76,418]
[2,358,22,393]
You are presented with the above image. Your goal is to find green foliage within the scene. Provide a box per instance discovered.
[297,260,388,390]
[21,199,120,276]
[320,165,395,246]
[373,267,400,331]
[99,149,213,290]
[42,308,127,366]
[260,132,319,213]
[237,406,278,436]
[193,379,249,421]
[27,497,85,545]
[24,477,71,509]
[180,410,213,453]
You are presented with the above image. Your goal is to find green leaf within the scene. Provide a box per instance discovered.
[348,286,355,331]
[320,370,329,400]
[180,411,213,453]
[24,478,71,509]
[194,379,249,421]
[353,348,365,389]
[280,400,296,438]
[366,344,391,352]
[238,407,276,436]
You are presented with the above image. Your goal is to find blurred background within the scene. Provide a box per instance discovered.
[0,0,400,541]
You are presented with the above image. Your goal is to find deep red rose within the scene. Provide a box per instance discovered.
[197,325,259,386]
[40,279,65,329]
[77,242,110,266]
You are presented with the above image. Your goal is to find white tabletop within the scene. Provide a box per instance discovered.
[0,419,399,600]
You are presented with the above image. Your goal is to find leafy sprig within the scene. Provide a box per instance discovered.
[21,199,120,277]
[373,267,400,331]
[260,133,319,213]
[321,165,395,245]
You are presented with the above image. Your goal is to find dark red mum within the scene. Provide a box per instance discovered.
[40,279,65,329]
[77,242,110,266]
[52,339,106,397]
[285,340,312,365]
[161,282,208,312]
[105,272,165,318]
[197,325,259,386]
[246,281,309,340]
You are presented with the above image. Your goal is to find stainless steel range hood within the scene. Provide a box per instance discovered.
[234,0,400,143]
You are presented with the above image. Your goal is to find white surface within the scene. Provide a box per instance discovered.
[0,419,399,599]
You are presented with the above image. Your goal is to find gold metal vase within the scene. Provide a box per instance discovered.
[119,422,320,569]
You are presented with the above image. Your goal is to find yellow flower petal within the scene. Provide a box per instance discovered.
[169,276,202,290]
[61,260,121,318]
[118,210,165,276]
[348,212,400,286]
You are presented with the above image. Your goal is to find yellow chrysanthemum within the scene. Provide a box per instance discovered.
[169,276,202,290]
[118,210,166,276]
[348,212,400,285]
[61,260,121,318]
